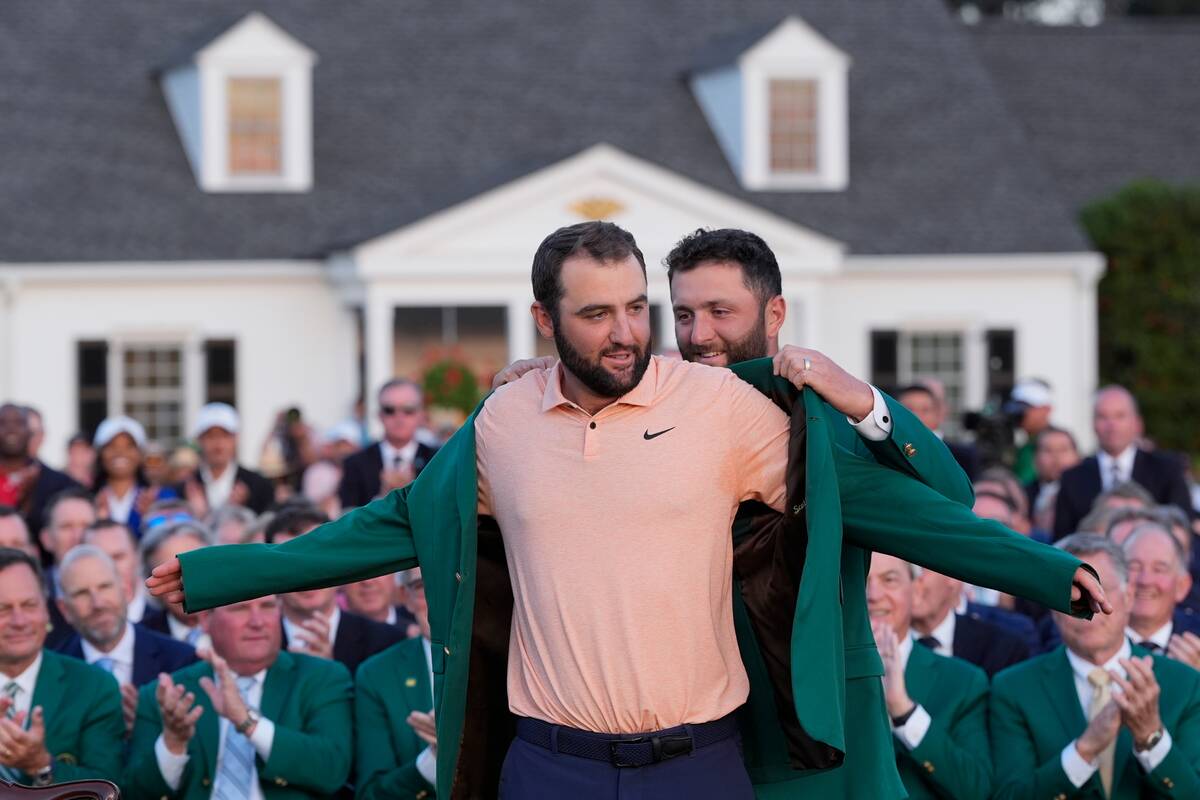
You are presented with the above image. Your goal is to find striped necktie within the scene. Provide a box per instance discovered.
[0,682,20,780]
[1087,668,1115,798]
[212,676,258,800]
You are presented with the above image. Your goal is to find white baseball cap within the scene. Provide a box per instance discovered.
[1010,379,1053,408]
[193,402,240,438]
[93,415,147,450]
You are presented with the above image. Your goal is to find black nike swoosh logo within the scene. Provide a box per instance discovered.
[644,427,675,440]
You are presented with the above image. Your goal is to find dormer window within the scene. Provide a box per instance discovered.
[159,13,316,193]
[768,78,819,174]
[690,17,849,192]
[228,77,283,176]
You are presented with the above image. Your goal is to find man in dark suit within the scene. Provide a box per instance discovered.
[52,544,195,733]
[338,379,439,510]
[0,403,80,541]
[896,384,981,481]
[184,402,275,515]
[356,568,437,799]
[911,565,1031,676]
[1026,426,1081,535]
[1054,385,1194,538]
[267,506,404,675]
[991,534,1200,799]
[868,552,991,800]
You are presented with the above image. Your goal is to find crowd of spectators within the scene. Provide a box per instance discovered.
[0,370,1197,798]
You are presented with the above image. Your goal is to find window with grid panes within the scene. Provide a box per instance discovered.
[122,344,185,444]
[907,332,965,432]
[228,77,282,175]
[768,79,819,174]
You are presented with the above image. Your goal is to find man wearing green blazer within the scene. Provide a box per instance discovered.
[991,533,1200,800]
[867,551,991,800]
[356,569,436,800]
[0,548,124,786]
[125,594,354,799]
[150,223,1106,798]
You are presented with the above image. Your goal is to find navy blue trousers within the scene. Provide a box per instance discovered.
[497,730,754,799]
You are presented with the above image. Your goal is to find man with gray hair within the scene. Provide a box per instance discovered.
[138,520,214,648]
[53,544,196,733]
[1123,524,1200,670]
[991,533,1200,799]
[1055,385,1194,537]
[338,379,439,510]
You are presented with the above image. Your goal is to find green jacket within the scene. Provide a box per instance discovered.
[356,638,436,800]
[124,651,354,800]
[16,649,125,783]
[990,644,1200,799]
[894,643,991,800]
[178,357,1091,799]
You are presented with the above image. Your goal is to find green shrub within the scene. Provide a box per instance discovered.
[1081,180,1200,458]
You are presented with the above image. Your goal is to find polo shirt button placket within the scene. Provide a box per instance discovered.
[584,419,598,458]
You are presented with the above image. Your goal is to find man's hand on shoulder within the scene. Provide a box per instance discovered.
[147,557,186,605]
[772,346,874,422]
[491,357,556,390]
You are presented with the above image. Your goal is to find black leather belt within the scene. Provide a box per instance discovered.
[516,714,738,768]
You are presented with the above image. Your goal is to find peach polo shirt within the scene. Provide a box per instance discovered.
[475,355,788,734]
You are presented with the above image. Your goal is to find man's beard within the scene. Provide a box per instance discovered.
[678,315,769,366]
[554,325,652,399]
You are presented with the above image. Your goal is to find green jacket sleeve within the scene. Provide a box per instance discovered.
[123,681,181,799]
[989,673,1079,800]
[846,392,974,508]
[261,661,355,794]
[832,442,1089,616]
[903,668,992,800]
[356,673,434,799]
[728,359,973,507]
[180,485,418,612]
[50,670,125,783]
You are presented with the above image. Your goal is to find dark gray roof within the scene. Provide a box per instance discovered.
[974,18,1200,214]
[0,0,1088,261]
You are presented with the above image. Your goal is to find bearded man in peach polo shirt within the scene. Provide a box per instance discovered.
[152,221,1108,800]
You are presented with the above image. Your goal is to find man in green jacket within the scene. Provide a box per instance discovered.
[125,594,354,799]
[356,568,437,800]
[151,222,1106,799]
[868,551,991,800]
[990,533,1200,799]
[0,548,124,786]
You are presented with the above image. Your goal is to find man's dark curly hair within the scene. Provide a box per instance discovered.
[664,228,783,304]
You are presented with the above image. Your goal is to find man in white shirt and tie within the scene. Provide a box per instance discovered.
[1123,523,1200,670]
[126,593,354,799]
[1054,386,1195,538]
[337,380,439,510]
[990,534,1200,799]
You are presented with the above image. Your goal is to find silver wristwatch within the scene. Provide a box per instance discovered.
[236,707,261,735]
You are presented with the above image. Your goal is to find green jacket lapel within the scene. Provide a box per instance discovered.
[903,638,939,703]
[260,650,296,724]
[29,650,63,721]
[1042,648,1087,739]
[402,641,434,712]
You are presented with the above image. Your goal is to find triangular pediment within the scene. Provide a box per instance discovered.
[353,144,844,280]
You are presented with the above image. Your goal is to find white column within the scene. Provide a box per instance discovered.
[364,291,395,433]
[0,276,16,400]
[182,332,204,439]
[657,302,677,353]
[963,322,987,412]
[506,297,536,362]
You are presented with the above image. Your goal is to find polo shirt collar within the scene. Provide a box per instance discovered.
[540,357,659,414]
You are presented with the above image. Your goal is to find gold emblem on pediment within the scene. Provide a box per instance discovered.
[568,197,626,220]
